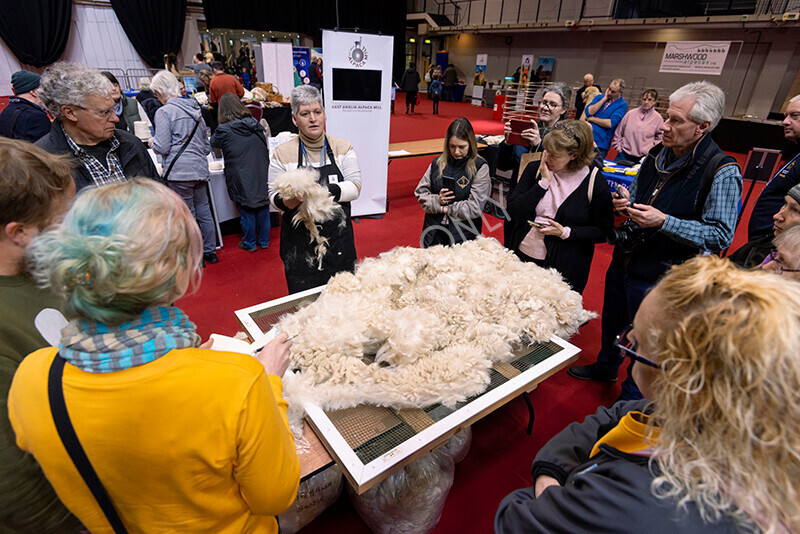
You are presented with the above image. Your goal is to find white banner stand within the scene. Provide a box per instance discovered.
[260,42,295,98]
[322,30,392,217]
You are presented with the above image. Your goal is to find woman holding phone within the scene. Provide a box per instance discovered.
[415,117,490,248]
[502,82,571,183]
[506,120,613,293]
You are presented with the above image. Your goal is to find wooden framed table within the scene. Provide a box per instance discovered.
[235,287,580,492]
[388,138,488,160]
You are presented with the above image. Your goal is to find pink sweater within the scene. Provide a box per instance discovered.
[611,107,664,158]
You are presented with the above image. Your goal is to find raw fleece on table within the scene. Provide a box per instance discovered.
[277,237,595,432]
[271,167,346,267]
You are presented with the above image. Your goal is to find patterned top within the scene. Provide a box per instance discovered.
[629,161,741,251]
[61,123,126,187]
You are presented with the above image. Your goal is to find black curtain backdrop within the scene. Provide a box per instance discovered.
[111,0,187,68]
[202,0,407,80]
[0,0,72,68]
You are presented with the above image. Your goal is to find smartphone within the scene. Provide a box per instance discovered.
[527,220,547,228]
[508,118,532,147]
[442,176,457,205]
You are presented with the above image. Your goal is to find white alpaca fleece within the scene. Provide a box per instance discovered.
[272,167,346,267]
[277,237,595,433]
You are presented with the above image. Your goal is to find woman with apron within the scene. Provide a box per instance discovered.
[268,85,362,293]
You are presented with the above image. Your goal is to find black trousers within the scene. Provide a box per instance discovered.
[405,91,418,112]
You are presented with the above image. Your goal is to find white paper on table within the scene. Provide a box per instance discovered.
[209,327,282,356]
[388,149,411,156]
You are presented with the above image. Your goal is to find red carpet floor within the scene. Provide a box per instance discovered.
[176,99,759,534]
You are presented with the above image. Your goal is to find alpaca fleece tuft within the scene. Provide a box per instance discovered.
[277,237,595,433]
[272,167,346,267]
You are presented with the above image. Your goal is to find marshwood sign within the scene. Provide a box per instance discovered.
[659,41,731,75]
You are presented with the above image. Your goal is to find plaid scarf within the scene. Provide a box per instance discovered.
[59,306,201,373]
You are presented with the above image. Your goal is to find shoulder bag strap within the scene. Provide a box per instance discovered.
[48,355,129,534]
[587,167,598,204]
[162,118,201,181]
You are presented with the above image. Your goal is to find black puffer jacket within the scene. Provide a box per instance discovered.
[496,401,742,533]
[210,116,269,208]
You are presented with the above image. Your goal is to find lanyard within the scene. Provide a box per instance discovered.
[300,138,327,167]
[774,151,800,180]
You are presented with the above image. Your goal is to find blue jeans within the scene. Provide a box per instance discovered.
[432,97,440,114]
[168,180,216,254]
[238,204,270,248]
[595,257,654,400]
[615,150,640,165]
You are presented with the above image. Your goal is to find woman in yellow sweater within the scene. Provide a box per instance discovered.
[8,178,300,533]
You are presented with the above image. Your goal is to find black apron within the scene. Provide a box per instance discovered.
[281,137,358,293]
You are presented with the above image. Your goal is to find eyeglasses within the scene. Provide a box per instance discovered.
[614,325,660,369]
[767,250,800,274]
[540,99,563,110]
[75,105,117,119]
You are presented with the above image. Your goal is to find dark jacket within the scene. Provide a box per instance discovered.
[444,66,457,87]
[400,68,420,92]
[506,161,614,293]
[210,116,269,208]
[115,94,142,136]
[615,136,738,283]
[35,120,160,193]
[136,89,162,125]
[0,97,51,142]
[495,401,741,533]
[728,234,774,268]
[748,150,800,241]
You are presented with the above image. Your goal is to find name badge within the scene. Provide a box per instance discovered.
[328,174,339,184]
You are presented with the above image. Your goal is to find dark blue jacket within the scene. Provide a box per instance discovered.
[496,401,741,533]
[210,116,269,208]
[0,97,51,142]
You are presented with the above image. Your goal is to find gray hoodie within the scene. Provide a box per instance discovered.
[152,97,211,182]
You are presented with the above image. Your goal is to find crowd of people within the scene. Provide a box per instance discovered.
[0,53,799,533]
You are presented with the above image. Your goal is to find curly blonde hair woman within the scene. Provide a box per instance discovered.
[497,255,799,533]
[644,255,800,533]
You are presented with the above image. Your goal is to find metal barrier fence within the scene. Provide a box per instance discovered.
[498,81,672,124]
[97,68,161,91]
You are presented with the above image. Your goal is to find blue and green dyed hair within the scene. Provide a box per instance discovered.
[29,178,203,324]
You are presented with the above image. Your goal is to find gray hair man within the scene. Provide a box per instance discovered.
[747,94,800,240]
[764,224,800,283]
[35,62,158,192]
[268,84,362,294]
[569,80,743,400]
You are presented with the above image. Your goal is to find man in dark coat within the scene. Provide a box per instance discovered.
[399,62,421,114]
[747,94,800,240]
[0,71,51,142]
[443,63,458,102]
[35,62,158,193]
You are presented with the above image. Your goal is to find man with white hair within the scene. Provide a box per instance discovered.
[763,224,800,283]
[35,62,158,192]
[569,81,742,400]
[747,94,800,241]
